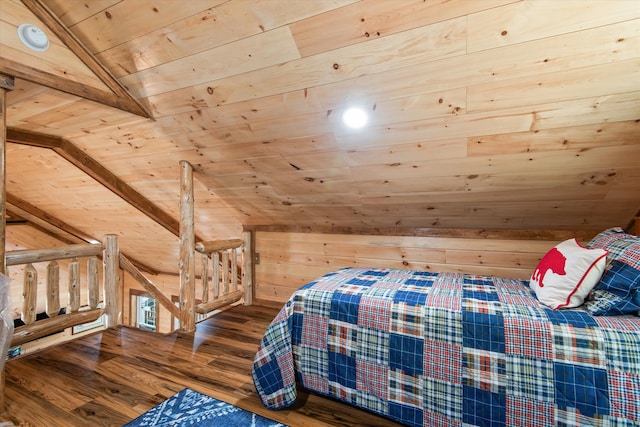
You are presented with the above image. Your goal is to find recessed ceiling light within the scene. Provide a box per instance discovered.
[342,107,368,129]
[17,24,49,52]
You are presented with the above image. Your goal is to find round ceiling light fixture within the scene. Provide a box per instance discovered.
[17,24,50,52]
[342,107,368,129]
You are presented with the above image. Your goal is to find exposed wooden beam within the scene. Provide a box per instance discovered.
[6,218,28,225]
[0,58,149,118]
[244,224,598,242]
[5,127,61,149]
[7,192,98,244]
[6,128,182,239]
[12,0,151,118]
[0,75,15,91]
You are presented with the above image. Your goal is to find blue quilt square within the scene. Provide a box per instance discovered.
[254,358,284,396]
[464,277,495,287]
[463,385,506,427]
[346,278,376,286]
[389,402,423,427]
[328,352,356,389]
[389,333,424,376]
[394,290,428,306]
[363,269,390,276]
[466,290,500,301]
[291,312,304,345]
[464,284,499,301]
[463,311,505,354]
[544,308,597,327]
[329,292,361,324]
[405,278,434,288]
[553,362,609,418]
[587,260,640,315]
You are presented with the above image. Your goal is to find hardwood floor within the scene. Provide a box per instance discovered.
[0,301,405,427]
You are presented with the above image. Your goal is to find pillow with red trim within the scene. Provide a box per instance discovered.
[529,238,608,309]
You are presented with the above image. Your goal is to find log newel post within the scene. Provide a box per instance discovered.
[0,75,12,275]
[179,160,195,333]
[0,73,14,415]
[243,230,253,305]
[103,234,121,328]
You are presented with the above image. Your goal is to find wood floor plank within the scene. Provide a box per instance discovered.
[0,303,405,427]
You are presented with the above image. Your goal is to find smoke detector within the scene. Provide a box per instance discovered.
[17,24,49,51]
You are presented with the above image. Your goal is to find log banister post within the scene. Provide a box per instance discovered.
[179,160,195,333]
[243,230,253,305]
[88,256,99,309]
[23,264,37,324]
[1,73,15,414]
[46,261,60,318]
[103,234,121,328]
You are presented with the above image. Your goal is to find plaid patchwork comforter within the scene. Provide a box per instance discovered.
[252,268,640,426]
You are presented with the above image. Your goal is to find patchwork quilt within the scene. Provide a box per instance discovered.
[252,267,640,427]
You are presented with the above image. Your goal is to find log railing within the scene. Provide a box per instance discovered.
[194,232,253,316]
[119,253,179,319]
[178,160,254,333]
[5,236,121,347]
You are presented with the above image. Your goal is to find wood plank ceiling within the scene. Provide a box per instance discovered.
[1,0,639,274]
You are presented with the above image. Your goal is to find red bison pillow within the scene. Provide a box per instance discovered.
[530,238,608,309]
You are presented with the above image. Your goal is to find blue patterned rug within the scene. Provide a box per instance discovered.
[125,388,288,427]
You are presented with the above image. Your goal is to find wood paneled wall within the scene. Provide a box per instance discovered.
[254,228,597,303]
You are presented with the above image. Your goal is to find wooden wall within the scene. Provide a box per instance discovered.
[253,228,597,303]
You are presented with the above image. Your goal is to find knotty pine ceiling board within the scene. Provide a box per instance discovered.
[15,97,134,132]
[61,1,227,55]
[5,223,71,251]
[102,149,208,176]
[40,0,121,27]
[531,92,639,131]
[291,18,638,120]
[86,0,352,66]
[196,134,342,163]
[145,16,467,113]
[6,84,78,124]
[467,59,639,113]
[468,121,640,157]
[289,0,518,58]
[5,78,48,103]
[69,119,182,155]
[467,0,640,52]
[119,26,302,99]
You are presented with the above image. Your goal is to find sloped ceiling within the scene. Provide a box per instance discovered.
[1,0,639,274]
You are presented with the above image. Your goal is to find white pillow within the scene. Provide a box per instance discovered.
[530,238,607,309]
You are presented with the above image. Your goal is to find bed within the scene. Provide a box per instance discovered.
[252,228,640,426]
